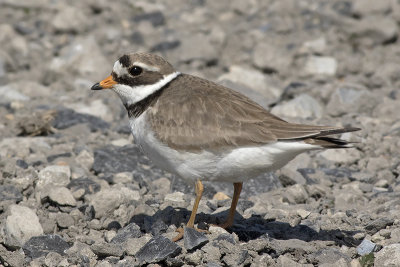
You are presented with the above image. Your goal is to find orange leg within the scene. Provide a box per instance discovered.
[218,182,242,229]
[172,180,204,242]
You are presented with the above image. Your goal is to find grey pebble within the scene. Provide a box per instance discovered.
[184,227,209,251]
[136,235,181,264]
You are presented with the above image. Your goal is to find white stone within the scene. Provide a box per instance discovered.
[319,148,361,164]
[375,244,400,266]
[66,99,113,122]
[37,165,71,191]
[271,94,323,119]
[48,187,77,206]
[164,192,185,202]
[218,65,281,99]
[304,56,337,76]
[90,187,140,218]
[0,85,30,104]
[3,205,43,248]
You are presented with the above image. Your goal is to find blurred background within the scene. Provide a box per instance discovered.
[0,0,400,266]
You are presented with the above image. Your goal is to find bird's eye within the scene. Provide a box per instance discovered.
[129,66,143,76]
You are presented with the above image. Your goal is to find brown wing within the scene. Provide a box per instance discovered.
[148,74,358,151]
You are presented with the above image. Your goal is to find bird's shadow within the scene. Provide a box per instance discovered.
[129,206,361,247]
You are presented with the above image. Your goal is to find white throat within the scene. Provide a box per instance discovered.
[112,72,181,106]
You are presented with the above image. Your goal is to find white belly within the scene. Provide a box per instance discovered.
[130,112,319,183]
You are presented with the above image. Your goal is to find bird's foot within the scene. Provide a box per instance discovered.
[172,226,210,242]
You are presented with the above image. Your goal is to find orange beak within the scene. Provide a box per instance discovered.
[91,75,117,90]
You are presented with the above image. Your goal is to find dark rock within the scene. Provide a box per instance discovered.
[111,223,142,244]
[16,159,28,169]
[357,239,378,255]
[78,205,95,221]
[67,178,101,195]
[47,152,72,163]
[114,124,131,135]
[150,219,168,236]
[92,145,141,174]
[365,218,394,234]
[107,221,122,231]
[184,227,209,251]
[136,235,181,263]
[133,11,165,27]
[0,185,23,202]
[52,108,109,131]
[23,235,71,259]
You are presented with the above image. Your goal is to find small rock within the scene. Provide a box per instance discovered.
[0,244,25,267]
[0,84,29,104]
[164,192,185,203]
[352,0,392,16]
[283,184,309,204]
[51,6,88,33]
[133,11,165,27]
[23,235,71,259]
[0,185,23,203]
[111,223,142,244]
[92,145,140,174]
[48,187,77,206]
[374,244,400,267]
[348,16,398,45]
[185,250,203,265]
[297,209,311,219]
[184,227,209,251]
[277,255,313,267]
[136,235,181,264]
[218,65,281,105]
[309,248,351,265]
[365,218,394,235]
[213,192,230,201]
[53,108,109,132]
[90,186,140,218]
[67,177,101,196]
[271,94,323,119]
[356,239,377,255]
[151,177,171,196]
[252,42,291,74]
[37,165,71,191]
[55,213,75,229]
[90,242,124,257]
[326,85,377,117]
[3,205,44,248]
[319,148,361,164]
[304,56,337,76]
[125,235,152,255]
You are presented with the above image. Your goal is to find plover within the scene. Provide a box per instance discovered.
[91,52,360,241]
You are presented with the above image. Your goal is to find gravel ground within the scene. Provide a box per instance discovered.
[0,0,399,266]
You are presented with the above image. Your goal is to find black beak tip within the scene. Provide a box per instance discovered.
[91,83,102,90]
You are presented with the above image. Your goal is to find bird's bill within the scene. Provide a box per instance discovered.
[91,75,117,90]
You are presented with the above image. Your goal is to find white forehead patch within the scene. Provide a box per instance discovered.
[113,61,129,76]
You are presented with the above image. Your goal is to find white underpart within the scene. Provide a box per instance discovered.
[130,110,321,183]
[112,71,181,106]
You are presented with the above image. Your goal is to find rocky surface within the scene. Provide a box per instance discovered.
[0,0,399,266]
